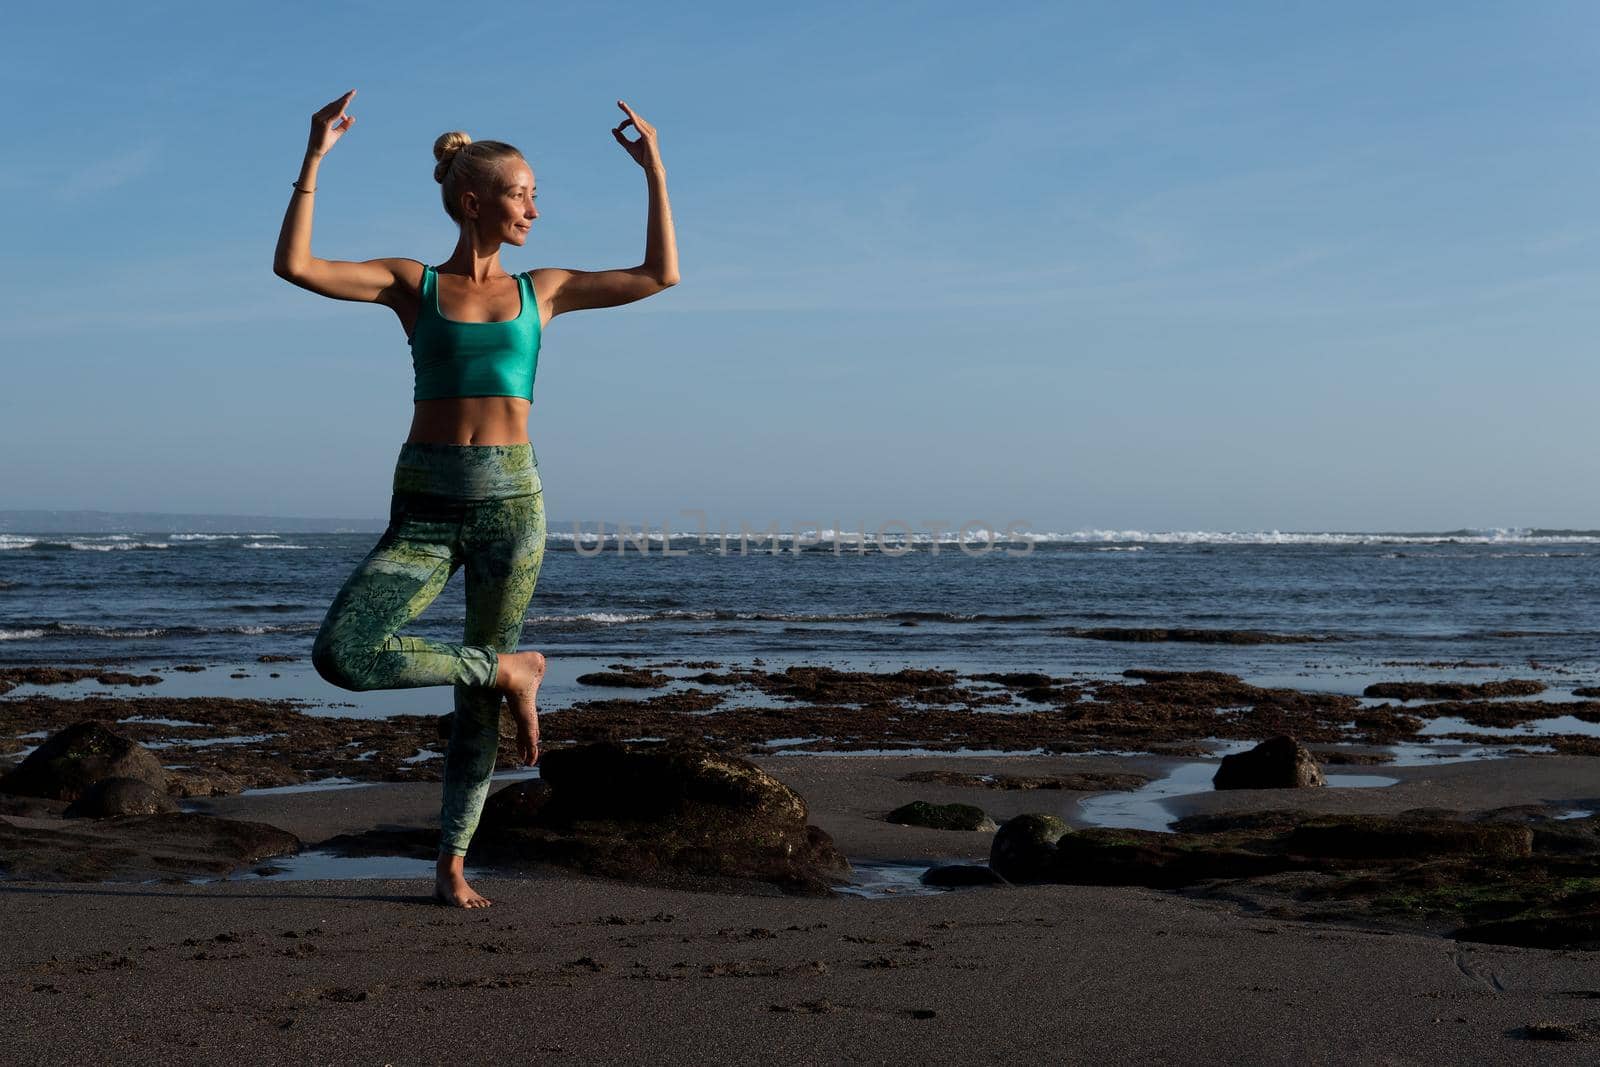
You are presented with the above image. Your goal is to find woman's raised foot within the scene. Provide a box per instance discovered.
[496,650,546,766]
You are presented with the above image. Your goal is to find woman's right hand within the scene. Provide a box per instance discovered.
[307,89,357,158]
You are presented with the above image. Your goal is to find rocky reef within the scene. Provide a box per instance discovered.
[963,807,1600,950]
[327,740,851,897]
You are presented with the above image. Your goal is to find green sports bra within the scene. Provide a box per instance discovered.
[409,265,542,402]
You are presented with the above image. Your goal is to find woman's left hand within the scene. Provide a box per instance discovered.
[612,100,664,172]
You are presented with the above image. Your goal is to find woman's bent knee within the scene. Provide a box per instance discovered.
[312,632,373,692]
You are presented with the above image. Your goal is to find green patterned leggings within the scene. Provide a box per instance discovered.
[312,442,546,856]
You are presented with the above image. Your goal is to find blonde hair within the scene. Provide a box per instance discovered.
[432,132,524,224]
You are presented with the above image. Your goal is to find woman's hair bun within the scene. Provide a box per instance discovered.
[432,131,473,184]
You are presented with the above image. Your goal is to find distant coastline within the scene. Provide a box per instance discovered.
[0,510,386,534]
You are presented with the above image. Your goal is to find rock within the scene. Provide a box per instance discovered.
[1363,679,1546,700]
[0,667,162,691]
[0,793,68,818]
[64,777,179,818]
[480,778,552,826]
[970,672,1056,689]
[0,721,166,801]
[533,741,808,825]
[921,863,1007,887]
[164,769,247,799]
[436,711,516,742]
[1213,735,1325,790]
[1286,815,1533,861]
[903,804,1598,947]
[989,813,1069,883]
[576,670,669,689]
[1171,810,1313,834]
[885,801,997,832]
[0,812,299,881]
[1122,669,1247,684]
[476,740,849,895]
[1316,750,1396,766]
[1051,826,1291,888]
[1453,913,1600,951]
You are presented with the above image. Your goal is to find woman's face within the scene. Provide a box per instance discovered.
[474,157,538,246]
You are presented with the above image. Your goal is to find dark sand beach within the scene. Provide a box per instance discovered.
[5,666,1600,1064]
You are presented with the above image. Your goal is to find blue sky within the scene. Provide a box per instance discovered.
[4,1,1600,531]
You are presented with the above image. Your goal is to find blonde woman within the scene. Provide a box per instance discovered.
[273,89,679,908]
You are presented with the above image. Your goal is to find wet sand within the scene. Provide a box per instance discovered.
[5,749,1600,1062]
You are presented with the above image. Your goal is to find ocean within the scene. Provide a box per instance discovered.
[3,528,1599,712]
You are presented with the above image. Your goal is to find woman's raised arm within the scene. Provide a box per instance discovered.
[273,90,411,304]
[540,100,680,317]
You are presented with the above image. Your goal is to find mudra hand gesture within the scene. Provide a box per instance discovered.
[308,89,357,158]
[612,99,663,171]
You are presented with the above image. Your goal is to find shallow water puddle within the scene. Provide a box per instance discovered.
[223,851,943,895]
[771,746,1051,758]
[1384,740,1552,765]
[1077,742,1397,833]
[146,732,283,750]
[235,777,367,797]
[834,860,943,899]
[1418,714,1600,739]
[222,850,489,883]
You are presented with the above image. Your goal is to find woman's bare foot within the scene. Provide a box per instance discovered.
[434,853,491,908]
[495,649,546,766]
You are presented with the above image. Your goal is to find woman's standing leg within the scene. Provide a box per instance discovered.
[436,486,547,906]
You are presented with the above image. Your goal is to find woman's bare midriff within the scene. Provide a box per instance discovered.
[406,397,532,446]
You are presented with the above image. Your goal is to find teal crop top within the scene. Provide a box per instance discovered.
[410,265,542,402]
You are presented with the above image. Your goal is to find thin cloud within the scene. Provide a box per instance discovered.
[55,142,158,201]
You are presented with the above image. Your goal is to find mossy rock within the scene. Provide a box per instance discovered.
[990,813,1070,883]
[1287,816,1533,861]
[1054,826,1294,888]
[0,721,165,802]
[64,777,178,818]
[1213,735,1325,790]
[575,670,669,689]
[478,740,848,895]
[885,800,996,832]
[921,863,1007,887]
[1453,912,1600,951]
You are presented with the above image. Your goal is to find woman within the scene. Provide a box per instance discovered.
[273,89,679,908]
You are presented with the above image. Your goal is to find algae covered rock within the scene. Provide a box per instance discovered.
[64,777,179,818]
[1051,826,1292,888]
[478,740,848,895]
[1363,679,1546,700]
[164,769,247,799]
[921,863,1007,887]
[989,813,1069,883]
[0,721,166,801]
[1453,914,1600,951]
[885,800,997,832]
[1286,814,1533,861]
[1213,735,1325,790]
